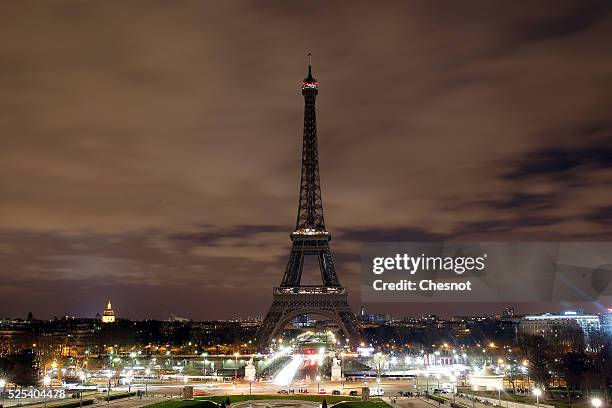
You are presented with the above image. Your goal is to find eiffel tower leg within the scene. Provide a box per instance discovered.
[318,246,340,286]
[280,243,304,287]
[256,303,284,350]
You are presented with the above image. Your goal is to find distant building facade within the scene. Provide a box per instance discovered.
[520,310,601,341]
[603,308,612,335]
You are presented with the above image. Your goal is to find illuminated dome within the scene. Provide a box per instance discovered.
[102,300,115,323]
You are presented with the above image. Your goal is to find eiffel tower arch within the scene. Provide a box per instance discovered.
[256,55,363,350]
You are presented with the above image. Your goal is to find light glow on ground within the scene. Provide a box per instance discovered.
[274,355,304,386]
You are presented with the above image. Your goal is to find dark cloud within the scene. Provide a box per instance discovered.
[585,206,612,225]
[518,0,612,42]
[504,146,612,180]
[1,1,611,319]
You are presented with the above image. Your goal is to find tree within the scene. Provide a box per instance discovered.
[322,398,328,408]
[560,352,588,407]
[505,364,524,394]
[520,335,552,388]
[225,397,231,406]
[371,352,387,378]
[587,331,612,402]
[0,350,38,386]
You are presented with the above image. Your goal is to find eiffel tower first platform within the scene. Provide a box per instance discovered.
[256,55,363,350]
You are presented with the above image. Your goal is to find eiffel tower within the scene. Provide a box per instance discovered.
[256,55,363,350]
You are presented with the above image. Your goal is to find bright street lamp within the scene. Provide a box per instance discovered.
[105,372,112,403]
[144,368,151,396]
[43,376,51,408]
[234,352,240,380]
[591,398,602,408]
[450,375,457,404]
[0,378,5,407]
[533,388,542,407]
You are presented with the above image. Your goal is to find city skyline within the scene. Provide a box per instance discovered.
[1,1,612,320]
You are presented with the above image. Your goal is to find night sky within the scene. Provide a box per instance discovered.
[1,1,612,320]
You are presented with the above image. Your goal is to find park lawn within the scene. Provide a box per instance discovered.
[147,395,390,408]
[146,399,219,408]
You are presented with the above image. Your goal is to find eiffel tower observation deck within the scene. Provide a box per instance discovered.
[256,55,363,350]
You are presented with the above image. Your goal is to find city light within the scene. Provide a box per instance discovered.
[591,398,602,408]
[533,388,542,407]
[274,355,304,386]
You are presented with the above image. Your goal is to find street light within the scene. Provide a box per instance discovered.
[78,372,86,408]
[533,388,542,407]
[316,375,321,394]
[144,368,151,396]
[434,375,441,407]
[105,372,112,403]
[340,352,346,384]
[234,352,240,380]
[43,375,51,408]
[202,353,208,377]
[0,378,5,407]
[450,375,457,404]
[591,398,602,408]
[127,370,133,399]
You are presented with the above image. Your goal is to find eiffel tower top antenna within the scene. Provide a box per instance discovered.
[307,53,312,81]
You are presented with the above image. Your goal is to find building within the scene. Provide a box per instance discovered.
[603,308,612,335]
[101,301,115,323]
[520,310,601,340]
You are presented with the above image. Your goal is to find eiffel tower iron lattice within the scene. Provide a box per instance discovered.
[256,55,363,350]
